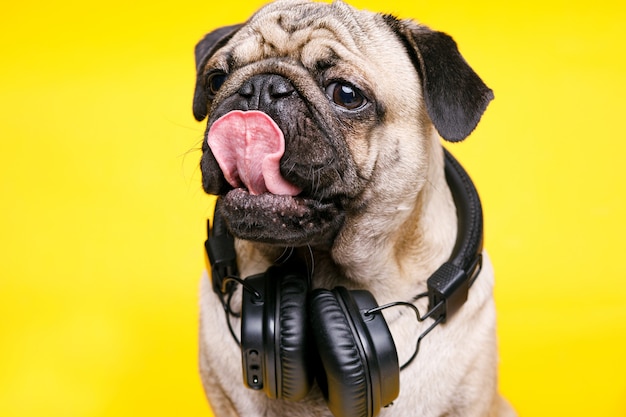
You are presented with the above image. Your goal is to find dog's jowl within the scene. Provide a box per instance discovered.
[192,1,515,416]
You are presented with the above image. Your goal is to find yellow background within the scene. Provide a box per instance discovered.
[1,0,625,416]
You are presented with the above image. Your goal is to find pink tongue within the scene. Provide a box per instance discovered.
[207,110,302,196]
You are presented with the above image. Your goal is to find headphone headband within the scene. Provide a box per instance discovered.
[206,149,484,322]
[425,149,484,322]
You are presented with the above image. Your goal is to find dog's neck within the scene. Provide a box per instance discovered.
[232,136,457,305]
[327,138,457,302]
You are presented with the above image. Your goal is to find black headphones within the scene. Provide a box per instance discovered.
[205,149,484,417]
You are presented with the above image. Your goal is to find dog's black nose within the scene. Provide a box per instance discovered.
[238,74,296,109]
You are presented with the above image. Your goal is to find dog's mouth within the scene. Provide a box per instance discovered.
[207,110,346,247]
[219,189,344,247]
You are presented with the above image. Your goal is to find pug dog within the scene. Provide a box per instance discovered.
[192,1,515,416]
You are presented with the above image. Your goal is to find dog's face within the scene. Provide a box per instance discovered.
[193,0,493,248]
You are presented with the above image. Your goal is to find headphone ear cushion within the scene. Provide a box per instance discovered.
[309,289,370,417]
[275,273,313,401]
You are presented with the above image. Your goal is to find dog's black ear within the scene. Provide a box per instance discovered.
[384,16,494,142]
[193,24,243,121]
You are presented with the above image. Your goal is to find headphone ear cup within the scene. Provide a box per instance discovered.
[272,271,313,401]
[309,288,370,417]
[241,267,313,401]
[309,287,400,417]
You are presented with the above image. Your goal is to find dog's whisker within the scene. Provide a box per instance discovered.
[305,243,315,280]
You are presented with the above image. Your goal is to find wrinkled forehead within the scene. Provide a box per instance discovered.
[221,0,391,69]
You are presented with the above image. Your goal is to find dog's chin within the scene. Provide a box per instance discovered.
[220,188,345,248]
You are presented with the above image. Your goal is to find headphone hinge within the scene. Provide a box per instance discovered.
[426,262,469,322]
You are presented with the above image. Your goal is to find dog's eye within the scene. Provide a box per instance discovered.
[325,82,367,110]
[207,71,228,96]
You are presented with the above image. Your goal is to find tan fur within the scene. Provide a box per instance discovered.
[197,1,515,416]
